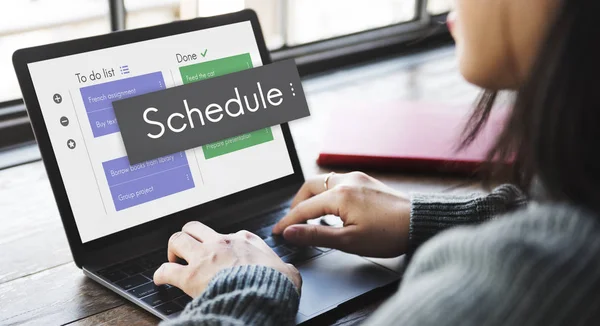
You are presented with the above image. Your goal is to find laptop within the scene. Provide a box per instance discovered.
[12,10,401,324]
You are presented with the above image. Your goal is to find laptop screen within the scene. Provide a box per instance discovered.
[27,21,294,243]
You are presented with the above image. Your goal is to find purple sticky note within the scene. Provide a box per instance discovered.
[103,152,190,187]
[102,153,195,211]
[80,72,165,137]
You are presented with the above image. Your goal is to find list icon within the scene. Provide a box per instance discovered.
[53,93,62,104]
[60,116,69,127]
[67,139,76,150]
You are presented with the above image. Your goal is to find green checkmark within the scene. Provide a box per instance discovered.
[200,49,208,57]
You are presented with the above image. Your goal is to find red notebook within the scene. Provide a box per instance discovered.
[317,101,508,175]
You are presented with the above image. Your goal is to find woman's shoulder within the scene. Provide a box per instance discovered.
[408,202,600,279]
[383,202,600,326]
[488,201,600,240]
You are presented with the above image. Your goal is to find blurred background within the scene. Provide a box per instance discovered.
[0,0,452,103]
[0,0,454,166]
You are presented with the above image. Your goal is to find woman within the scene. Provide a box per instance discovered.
[155,0,600,324]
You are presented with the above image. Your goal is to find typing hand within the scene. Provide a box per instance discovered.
[154,221,302,298]
[273,172,410,258]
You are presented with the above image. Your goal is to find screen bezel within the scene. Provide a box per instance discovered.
[12,10,304,266]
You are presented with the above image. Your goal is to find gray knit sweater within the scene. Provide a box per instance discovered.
[165,185,600,325]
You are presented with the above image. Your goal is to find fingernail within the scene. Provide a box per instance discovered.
[169,231,182,243]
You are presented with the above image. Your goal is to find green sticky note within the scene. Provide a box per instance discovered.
[179,53,253,84]
[179,53,274,158]
[202,128,274,159]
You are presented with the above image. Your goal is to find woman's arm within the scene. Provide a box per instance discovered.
[274,173,527,258]
[408,184,526,255]
[163,265,299,326]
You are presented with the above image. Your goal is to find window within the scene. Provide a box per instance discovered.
[0,0,110,103]
[2,0,452,103]
[285,0,417,46]
[123,0,449,49]
[428,0,454,15]
[118,1,452,72]
[0,0,452,154]
[125,0,180,30]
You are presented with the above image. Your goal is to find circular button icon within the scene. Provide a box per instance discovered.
[60,116,69,127]
[53,93,62,104]
[67,139,76,150]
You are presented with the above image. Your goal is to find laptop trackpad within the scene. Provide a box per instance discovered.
[296,250,399,318]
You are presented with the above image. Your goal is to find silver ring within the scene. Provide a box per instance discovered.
[324,172,335,191]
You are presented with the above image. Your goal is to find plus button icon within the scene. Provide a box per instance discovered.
[67,139,76,150]
[53,93,62,104]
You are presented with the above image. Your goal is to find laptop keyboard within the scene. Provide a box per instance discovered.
[96,207,330,317]
[97,249,191,316]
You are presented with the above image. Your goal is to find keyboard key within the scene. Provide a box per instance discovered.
[146,248,167,264]
[98,269,128,282]
[264,235,286,247]
[283,244,300,253]
[272,246,292,257]
[254,226,275,239]
[129,282,161,298]
[168,287,185,298]
[116,274,150,290]
[264,237,277,247]
[316,247,333,252]
[155,302,183,315]
[264,208,290,223]
[142,266,160,279]
[174,295,193,307]
[137,260,154,270]
[282,248,323,264]
[138,256,161,270]
[142,251,166,267]
[142,286,185,307]
[142,292,168,307]
[121,262,145,276]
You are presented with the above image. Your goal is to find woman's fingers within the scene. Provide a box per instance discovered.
[290,173,341,208]
[167,231,203,263]
[282,224,356,249]
[182,221,219,243]
[273,190,340,234]
[153,262,188,288]
[289,177,321,208]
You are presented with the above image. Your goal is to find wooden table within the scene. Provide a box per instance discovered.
[0,47,481,325]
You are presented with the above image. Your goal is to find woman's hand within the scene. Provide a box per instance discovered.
[154,221,302,298]
[272,172,411,258]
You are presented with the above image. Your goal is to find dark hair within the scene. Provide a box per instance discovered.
[461,0,600,211]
